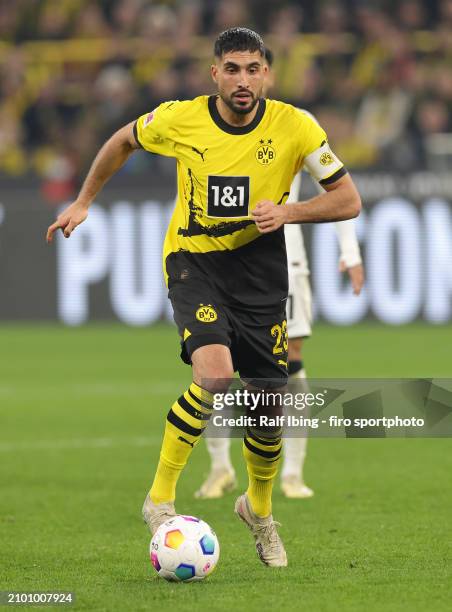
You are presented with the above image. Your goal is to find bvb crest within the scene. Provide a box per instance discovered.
[196,304,218,323]
[255,139,275,165]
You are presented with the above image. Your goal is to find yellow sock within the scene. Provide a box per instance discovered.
[150,383,213,505]
[243,427,282,517]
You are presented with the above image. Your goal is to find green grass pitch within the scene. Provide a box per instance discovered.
[0,323,451,611]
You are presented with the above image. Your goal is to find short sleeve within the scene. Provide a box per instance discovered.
[297,111,347,185]
[134,100,179,157]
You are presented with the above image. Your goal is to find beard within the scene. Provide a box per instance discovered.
[219,90,260,116]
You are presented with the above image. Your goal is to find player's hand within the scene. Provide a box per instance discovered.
[339,261,364,295]
[252,200,288,233]
[46,201,89,244]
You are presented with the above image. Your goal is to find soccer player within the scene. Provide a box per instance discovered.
[195,49,364,501]
[46,28,361,567]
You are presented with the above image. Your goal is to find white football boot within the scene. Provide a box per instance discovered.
[194,468,237,499]
[142,493,176,535]
[234,493,287,567]
[281,475,314,499]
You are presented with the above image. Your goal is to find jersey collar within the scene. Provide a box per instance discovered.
[208,95,266,135]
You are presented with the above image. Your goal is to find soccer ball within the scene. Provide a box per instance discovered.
[150,515,220,582]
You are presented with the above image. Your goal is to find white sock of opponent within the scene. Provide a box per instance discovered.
[206,436,233,473]
[282,362,309,481]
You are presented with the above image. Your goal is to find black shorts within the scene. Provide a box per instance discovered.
[168,279,288,386]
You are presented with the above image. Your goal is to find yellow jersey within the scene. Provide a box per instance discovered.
[134,95,345,309]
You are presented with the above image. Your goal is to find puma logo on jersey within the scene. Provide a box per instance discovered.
[192,146,208,161]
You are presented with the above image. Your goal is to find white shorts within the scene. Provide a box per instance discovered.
[287,271,312,339]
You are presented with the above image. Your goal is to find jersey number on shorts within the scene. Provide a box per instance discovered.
[207,175,250,218]
[271,320,288,355]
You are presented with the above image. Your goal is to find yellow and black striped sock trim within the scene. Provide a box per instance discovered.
[189,382,214,407]
[187,388,212,413]
[166,383,214,438]
[177,394,211,421]
[184,390,213,418]
[244,435,282,460]
[167,407,203,437]
[246,427,282,447]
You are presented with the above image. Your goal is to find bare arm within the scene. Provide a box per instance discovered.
[46,121,139,243]
[252,174,361,233]
[286,174,361,223]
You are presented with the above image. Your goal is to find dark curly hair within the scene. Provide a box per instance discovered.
[214,27,265,58]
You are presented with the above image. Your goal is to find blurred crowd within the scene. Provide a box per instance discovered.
[1,0,452,196]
